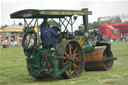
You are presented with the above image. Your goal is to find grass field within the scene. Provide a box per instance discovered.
[0,42,128,85]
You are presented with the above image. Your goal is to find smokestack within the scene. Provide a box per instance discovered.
[82,8,88,11]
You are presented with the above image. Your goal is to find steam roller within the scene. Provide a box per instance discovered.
[10,8,117,79]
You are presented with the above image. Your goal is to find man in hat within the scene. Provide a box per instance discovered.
[40,19,59,48]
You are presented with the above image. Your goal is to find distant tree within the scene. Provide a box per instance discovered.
[124,21,128,23]
[4,24,8,27]
[88,21,100,30]
[99,21,108,25]
[88,23,93,29]
[18,22,23,26]
[1,25,8,28]
[92,22,99,29]
[1,25,5,29]
[114,16,122,23]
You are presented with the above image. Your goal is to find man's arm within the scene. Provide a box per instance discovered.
[50,28,59,36]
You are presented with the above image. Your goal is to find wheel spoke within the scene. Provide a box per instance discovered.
[64,50,70,57]
[74,53,78,56]
[25,35,28,46]
[73,48,77,56]
[25,39,27,47]
[68,66,76,76]
[74,64,78,68]
[73,64,77,73]
[65,70,70,77]
[65,70,69,76]
[28,34,32,46]
[64,60,70,65]
[68,66,72,76]
[31,34,35,40]
[69,44,72,55]
[71,71,74,75]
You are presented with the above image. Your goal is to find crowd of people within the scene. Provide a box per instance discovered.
[0,39,22,48]
[0,18,60,48]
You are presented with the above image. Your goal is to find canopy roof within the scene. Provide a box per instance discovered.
[0,29,23,33]
[0,24,23,33]
[10,9,92,18]
[5,24,23,29]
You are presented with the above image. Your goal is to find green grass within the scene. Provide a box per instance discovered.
[0,42,128,85]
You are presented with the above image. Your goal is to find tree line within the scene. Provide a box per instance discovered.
[0,22,23,29]
[88,16,128,29]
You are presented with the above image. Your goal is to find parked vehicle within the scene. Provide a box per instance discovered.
[111,23,128,41]
[98,24,120,40]
[99,23,128,41]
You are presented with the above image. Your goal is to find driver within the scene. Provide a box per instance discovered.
[40,19,59,48]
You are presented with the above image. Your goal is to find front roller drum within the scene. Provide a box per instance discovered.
[85,48,116,71]
[57,40,85,79]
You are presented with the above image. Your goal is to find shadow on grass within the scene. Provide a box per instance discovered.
[34,77,63,82]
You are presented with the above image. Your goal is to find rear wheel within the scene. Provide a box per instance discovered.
[22,31,37,50]
[57,40,85,79]
[22,31,37,56]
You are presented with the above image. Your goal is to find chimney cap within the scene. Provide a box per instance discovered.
[82,8,88,11]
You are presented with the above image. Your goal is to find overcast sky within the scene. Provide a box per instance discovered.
[0,0,128,26]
